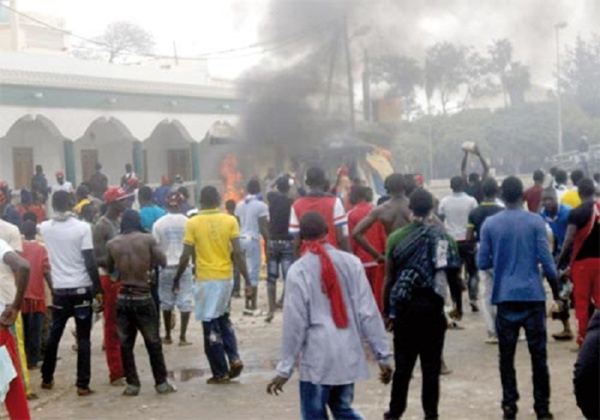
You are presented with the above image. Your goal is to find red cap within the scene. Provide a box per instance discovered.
[103,186,130,203]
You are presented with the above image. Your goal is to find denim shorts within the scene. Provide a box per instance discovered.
[158,266,194,312]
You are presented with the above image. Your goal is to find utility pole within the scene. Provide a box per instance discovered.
[342,13,355,131]
[555,22,567,155]
[9,0,20,51]
[362,48,371,122]
[172,40,179,66]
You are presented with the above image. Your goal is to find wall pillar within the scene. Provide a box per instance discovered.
[63,140,76,186]
[133,141,143,182]
[191,142,201,195]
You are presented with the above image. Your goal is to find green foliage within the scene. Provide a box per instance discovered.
[389,102,600,178]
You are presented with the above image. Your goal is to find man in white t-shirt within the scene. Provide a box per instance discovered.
[0,219,23,311]
[0,238,31,419]
[39,191,103,396]
[50,170,73,195]
[152,192,193,345]
[438,176,479,313]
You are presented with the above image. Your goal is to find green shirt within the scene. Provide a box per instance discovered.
[386,222,459,258]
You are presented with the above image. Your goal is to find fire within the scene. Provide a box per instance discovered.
[219,154,245,203]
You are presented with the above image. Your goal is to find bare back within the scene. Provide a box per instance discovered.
[374,196,412,234]
[107,232,166,293]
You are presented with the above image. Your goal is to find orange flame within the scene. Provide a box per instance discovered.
[220,154,244,203]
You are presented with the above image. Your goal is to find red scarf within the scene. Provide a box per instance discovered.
[301,238,349,328]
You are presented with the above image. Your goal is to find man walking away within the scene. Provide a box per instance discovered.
[557,178,600,348]
[553,169,569,203]
[0,239,31,420]
[106,209,175,396]
[40,191,104,396]
[93,186,129,386]
[267,211,392,419]
[235,179,269,314]
[384,189,461,420]
[524,170,545,212]
[466,178,504,344]
[478,176,561,420]
[439,176,479,313]
[265,175,295,322]
[174,186,250,384]
[20,221,52,369]
[540,188,574,341]
[348,186,387,312]
[152,192,193,345]
[289,166,350,253]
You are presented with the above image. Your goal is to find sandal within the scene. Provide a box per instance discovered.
[77,387,95,397]
[228,360,244,379]
[206,375,230,384]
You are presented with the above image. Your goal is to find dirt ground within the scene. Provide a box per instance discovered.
[4,282,586,420]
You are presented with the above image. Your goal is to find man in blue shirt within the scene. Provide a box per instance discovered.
[540,187,573,341]
[138,186,167,233]
[478,176,561,420]
[235,179,269,315]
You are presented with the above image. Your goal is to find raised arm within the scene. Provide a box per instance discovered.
[461,151,469,179]
[475,147,490,179]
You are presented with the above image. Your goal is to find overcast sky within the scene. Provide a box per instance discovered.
[16,0,600,84]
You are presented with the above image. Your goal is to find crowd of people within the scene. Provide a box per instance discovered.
[0,154,598,420]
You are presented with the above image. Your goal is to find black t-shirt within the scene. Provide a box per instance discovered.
[267,191,293,240]
[468,203,504,241]
[568,201,600,261]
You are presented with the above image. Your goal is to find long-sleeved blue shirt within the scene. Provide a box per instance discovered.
[478,209,558,304]
[276,245,392,385]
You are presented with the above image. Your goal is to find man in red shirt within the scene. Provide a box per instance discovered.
[347,186,386,312]
[524,170,545,212]
[20,220,52,369]
[289,167,349,254]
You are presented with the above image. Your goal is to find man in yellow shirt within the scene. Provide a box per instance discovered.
[561,169,584,209]
[172,186,250,384]
[73,184,92,215]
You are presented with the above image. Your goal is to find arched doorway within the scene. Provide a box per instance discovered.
[75,117,136,187]
[0,115,66,190]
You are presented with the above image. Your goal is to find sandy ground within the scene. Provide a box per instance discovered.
[3,282,585,420]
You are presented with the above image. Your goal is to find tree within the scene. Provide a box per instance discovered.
[563,35,600,118]
[488,39,512,107]
[371,55,423,119]
[504,62,531,106]
[425,42,469,114]
[74,21,155,63]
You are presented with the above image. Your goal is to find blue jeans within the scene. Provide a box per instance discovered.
[496,302,550,416]
[241,237,261,287]
[299,382,363,420]
[22,311,44,367]
[266,239,295,285]
[202,314,239,379]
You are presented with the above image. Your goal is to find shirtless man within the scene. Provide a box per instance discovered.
[352,173,411,263]
[93,186,129,385]
[106,209,175,396]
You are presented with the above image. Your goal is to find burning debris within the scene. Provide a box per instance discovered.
[220,154,245,203]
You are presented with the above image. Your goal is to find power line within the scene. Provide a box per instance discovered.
[1,2,338,62]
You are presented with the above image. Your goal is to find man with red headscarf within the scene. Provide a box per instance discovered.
[267,211,392,419]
